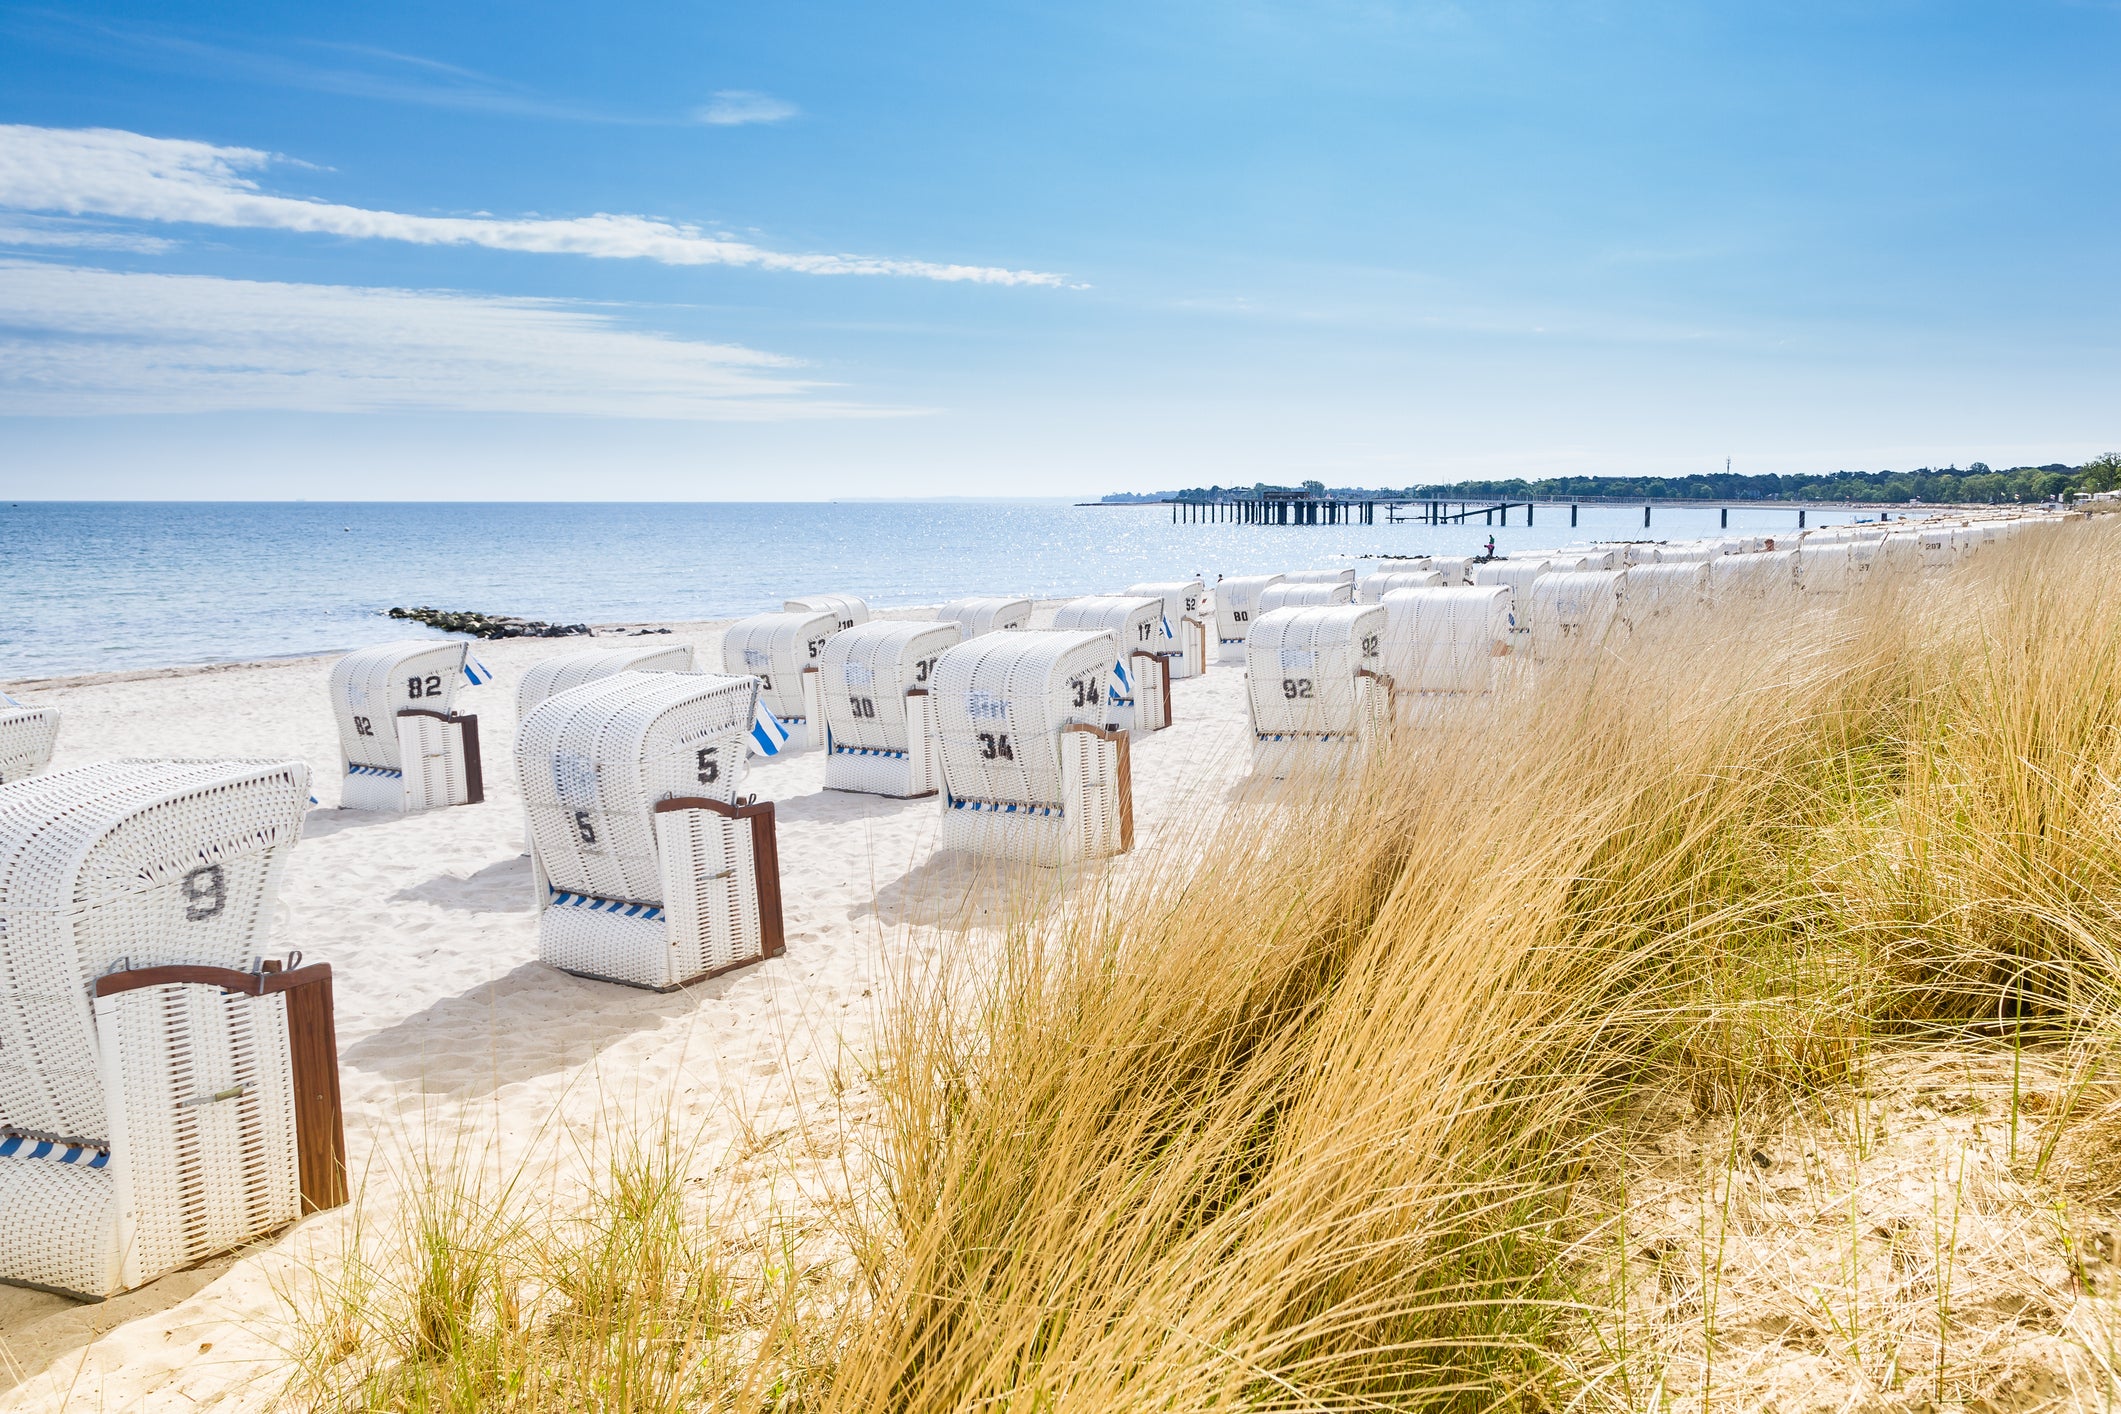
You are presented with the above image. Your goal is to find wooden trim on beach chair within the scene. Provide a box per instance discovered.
[653,796,787,960]
[1062,723,1133,853]
[94,960,349,1214]
[1130,650,1174,730]
[397,708,485,804]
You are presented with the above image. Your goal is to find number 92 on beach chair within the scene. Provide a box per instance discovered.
[329,640,487,812]
[1246,605,1393,778]
[820,621,963,798]
[932,630,1133,866]
[0,703,61,785]
[0,759,346,1299]
[720,610,838,753]
[1051,596,1169,733]
[517,672,785,991]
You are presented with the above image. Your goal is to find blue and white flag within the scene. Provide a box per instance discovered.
[749,701,791,757]
[1161,614,1175,641]
[461,656,497,687]
[1108,656,1132,704]
[0,691,20,708]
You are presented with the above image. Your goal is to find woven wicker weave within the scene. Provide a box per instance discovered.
[1357,570,1444,603]
[329,641,479,812]
[784,595,871,631]
[1378,587,1513,695]
[721,611,836,752]
[819,621,962,798]
[1212,574,1284,662]
[1124,581,1210,679]
[1257,581,1355,612]
[938,597,1034,638]
[1051,597,1169,733]
[516,645,695,722]
[1619,562,1713,629]
[1245,606,1391,777]
[1279,569,1358,587]
[0,758,320,1297]
[0,706,60,786]
[1528,571,1624,664]
[932,630,1129,865]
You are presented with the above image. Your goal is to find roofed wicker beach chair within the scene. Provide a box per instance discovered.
[819,620,963,798]
[518,672,783,990]
[1280,568,1358,588]
[1357,570,1444,603]
[1620,561,1713,629]
[1794,541,1855,596]
[516,644,697,722]
[1212,574,1284,664]
[1378,586,1514,698]
[0,759,346,1299]
[0,704,61,785]
[931,630,1131,866]
[1246,605,1392,778]
[721,610,838,753]
[938,596,1034,638]
[1528,570,1625,664]
[1125,580,1210,679]
[329,641,486,812]
[1469,561,1547,645]
[1709,550,1800,599]
[1052,596,1169,733]
[1257,580,1355,612]
[784,595,870,631]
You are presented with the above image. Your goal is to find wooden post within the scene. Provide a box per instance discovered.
[1721,507,1728,528]
[1527,502,1535,527]
[1570,504,1578,527]
[1644,504,1651,528]
[1798,509,1806,527]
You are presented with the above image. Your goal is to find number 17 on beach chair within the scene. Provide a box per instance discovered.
[329,640,487,812]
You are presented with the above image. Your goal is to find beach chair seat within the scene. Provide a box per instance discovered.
[938,597,1033,638]
[1246,606,1392,778]
[1052,597,1169,733]
[1212,574,1284,664]
[516,645,696,722]
[0,705,60,785]
[518,672,783,990]
[1124,581,1210,679]
[1379,587,1514,697]
[1528,571,1625,664]
[721,611,837,753]
[932,630,1131,866]
[329,641,485,812]
[1357,570,1444,603]
[784,595,870,631]
[819,621,963,798]
[1621,562,1713,628]
[1257,581,1355,612]
[0,759,345,1299]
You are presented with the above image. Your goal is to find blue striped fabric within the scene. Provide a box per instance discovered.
[0,1135,109,1168]
[946,796,1061,818]
[749,702,790,756]
[831,744,908,759]
[346,763,403,778]
[548,888,665,921]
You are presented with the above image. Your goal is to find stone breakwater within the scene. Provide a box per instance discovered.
[386,607,592,639]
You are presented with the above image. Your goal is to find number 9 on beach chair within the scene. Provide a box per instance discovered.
[938,597,1033,637]
[932,630,1132,865]
[1213,574,1283,664]
[1124,580,1210,679]
[784,595,870,631]
[1051,596,1169,733]
[820,621,963,798]
[518,672,784,991]
[0,704,61,785]
[330,640,485,812]
[516,645,696,722]
[1246,606,1392,778]
[0,759,346,1299]
[721,610,837,753]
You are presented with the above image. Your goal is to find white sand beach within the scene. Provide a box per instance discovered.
[0,608,1254,1410]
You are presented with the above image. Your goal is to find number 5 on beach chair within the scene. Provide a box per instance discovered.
[0,759,346,1299]
[517,672,785,991]
[329,640,486,812]
[1052,596,1169,733]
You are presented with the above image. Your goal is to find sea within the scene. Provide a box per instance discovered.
[0,500,1890,681]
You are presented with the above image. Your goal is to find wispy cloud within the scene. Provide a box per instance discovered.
[694,90,800,126]
[0,258,911,418]
[0,125,1068,286]
[0,214,175,253]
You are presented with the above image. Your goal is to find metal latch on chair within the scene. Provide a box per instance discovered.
[182,1084,251,1108]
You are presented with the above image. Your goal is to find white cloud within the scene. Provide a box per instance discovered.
[0,213,175,252]
[694,90,799,126]
[0,125,1066,286]
[0,258,911,418]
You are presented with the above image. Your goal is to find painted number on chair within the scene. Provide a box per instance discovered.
[406,673,443,699]
[574,810,597,845]
[1282,678,1314,700]
[978,732,1014,761]
[1232,610,1250,624]
[849,696,878,719]
[1360,634,1380,658]
[1136,622,1155,642]
[695,747,720,784]
[352,715,374,737]
[1069,677,1099,709]
[182,864,226,922]
[807,637,829,660]
[914,658,935,684]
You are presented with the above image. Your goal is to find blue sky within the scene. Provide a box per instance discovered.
[0,0,2115,499]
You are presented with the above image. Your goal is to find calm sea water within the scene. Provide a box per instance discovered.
[1,500,1882,680]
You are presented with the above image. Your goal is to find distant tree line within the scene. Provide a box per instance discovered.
[1109,456,2121,506]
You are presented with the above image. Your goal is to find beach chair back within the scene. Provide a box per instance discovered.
[1378,587,1513,694]
[1621,562,1713,626]
[784,595,870,631]
[1469,562,1548,636]
[1794,542,1854,595]
[1710,550,1799,598]
[939,597,1034,637]
[1246,605,1388,739]
[1257,581,1355,612]
[1213,574,1284,656]
[820,621,961,754]
[1357,570,1443,603]
[1124,580,1209,679]
[0,705,61,785]
[516,644,696,722]
[932,630,1112,811]
[1529,571,1625,662]
[721,610,837,724]
[1052,597,1167,729]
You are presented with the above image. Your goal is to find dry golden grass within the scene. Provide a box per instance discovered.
[281,515,2121,1412]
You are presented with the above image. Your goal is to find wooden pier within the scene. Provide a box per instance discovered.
[1165,492,1537,526]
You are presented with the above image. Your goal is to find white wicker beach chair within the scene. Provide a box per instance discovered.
[1423,557,1475,586]
[931,630,1131,866]
[1917,527,1954,569]
[0,759,345,1299]
[1246,606,1392,777]
[1378,587,1513,696]
[1280,569,1358,588]
[1469,562,1547,644]
[1528,571,1625,664]
[518,672,782,990]
[329,641,484,813]
[784,595,870,632]
[0,706,61,785]
[1213,574,1284,664]
[1357,570,1444,603]
[1124,580,1210,680]
[721,610,837,753]
[516,645,697,722]
[1621,562,1713,628]
[1257,581,1355,612]
[938,597,1034,638]
[1794,542,1854,595]
[1709,550,1800,599]
[1051,597,1169,733]
[819,621,963,798]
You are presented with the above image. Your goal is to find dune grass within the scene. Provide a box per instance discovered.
[282,515,2121,1411]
